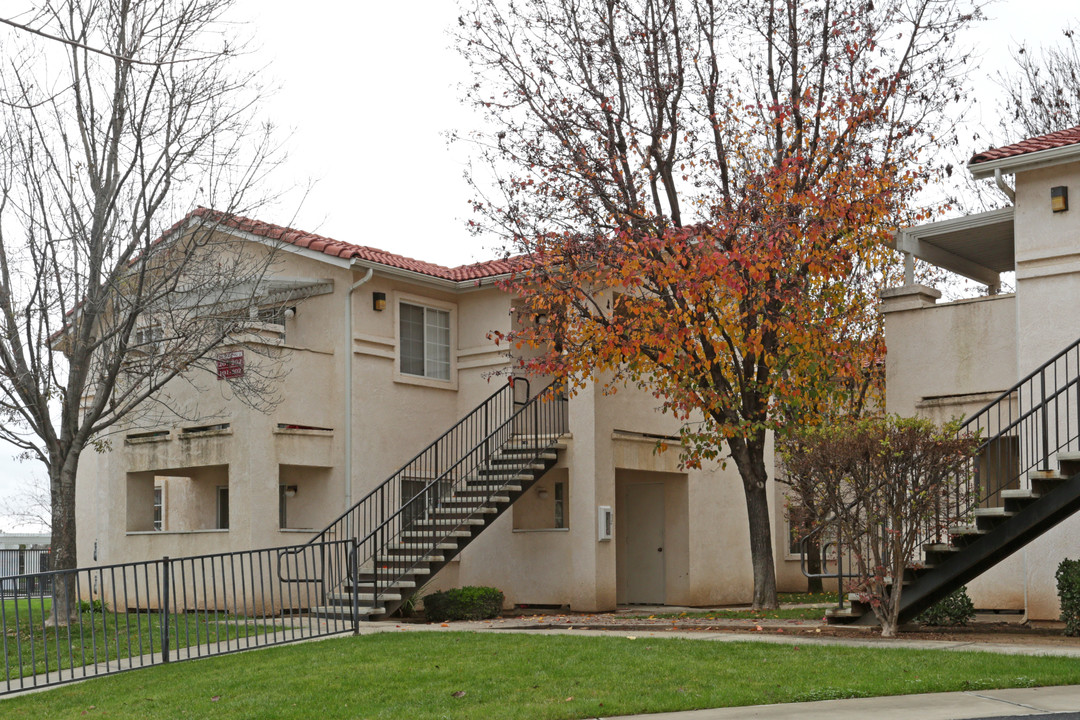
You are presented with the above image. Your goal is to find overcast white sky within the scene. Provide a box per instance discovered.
[0,0,1075,531]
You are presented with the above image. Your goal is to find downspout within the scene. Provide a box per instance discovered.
[995,168,1016,203]
[344,264,374,511]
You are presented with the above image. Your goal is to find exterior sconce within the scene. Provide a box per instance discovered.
[283,307,296,319]
[1052,186,1069,213]
[372,292,386,311]
[537,487,549,499]
[535,313,548,325]
[283,485,298,498]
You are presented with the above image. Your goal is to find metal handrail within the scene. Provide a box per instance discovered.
[359,380,567,602]
[277,377,568,613]
[800,333,1080,615]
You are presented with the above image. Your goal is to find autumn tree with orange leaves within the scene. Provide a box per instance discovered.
[457,0,982,609]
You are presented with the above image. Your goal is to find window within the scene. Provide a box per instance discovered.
[134,325,163,350]
[153,486,164,531]
[216,486,230,530]
[553,481,566,529]
[399,302,451,381]
[279,484,288,529]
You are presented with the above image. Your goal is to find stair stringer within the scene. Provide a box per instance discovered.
[848,473,1080,626]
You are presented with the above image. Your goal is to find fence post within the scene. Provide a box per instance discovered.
[351,539,360,636]
[161,556,170,664]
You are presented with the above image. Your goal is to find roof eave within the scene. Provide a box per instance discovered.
[969,143,1080,179]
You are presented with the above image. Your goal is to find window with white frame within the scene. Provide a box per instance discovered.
[399,302,451,381]
[153,486,164,531]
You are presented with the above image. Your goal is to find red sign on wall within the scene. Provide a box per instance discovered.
[217,350,244,379]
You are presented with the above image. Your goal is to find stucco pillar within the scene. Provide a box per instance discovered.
[566,383,617,612]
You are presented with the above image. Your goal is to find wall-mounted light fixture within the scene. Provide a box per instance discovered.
[535,313,548,326]
[1052,185,1069,213]
[372,292,386,311]
[537,487,549,499]
[283,485,298,498]
[283,306,296,320]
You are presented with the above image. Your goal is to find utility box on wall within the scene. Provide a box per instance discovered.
[597,506,613,541]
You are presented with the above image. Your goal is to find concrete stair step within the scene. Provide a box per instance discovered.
[973,506,1015,518]
[442,496,510,504]
[1001,489,1042,500]
[456,485,521,495]
[387,542,458,551]
[376,554,444,563]
[415,518,486,527]
[949,524,987,536]
[431,506,497,516]
[312,605,385,618]
[349,579,416,589]
[402,530,471,539]
[491,452,557,463]
[328,591,402,604]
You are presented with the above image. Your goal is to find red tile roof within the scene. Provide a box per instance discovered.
[179,207,521,282]
[970,125,1080,165]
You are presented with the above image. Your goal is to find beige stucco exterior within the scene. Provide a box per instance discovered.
[76,222,809,613]
[884,152,1080,620]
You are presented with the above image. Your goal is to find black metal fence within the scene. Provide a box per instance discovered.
[0,539,358,695]
[0,549,51,598]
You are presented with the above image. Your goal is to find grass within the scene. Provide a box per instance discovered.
[2,631,1079,719]
[778,591,839,604]
[0,598,281,680]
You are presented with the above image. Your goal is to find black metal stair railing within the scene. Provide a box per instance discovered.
[279,377,568,614]
[360,378,568,607]
[802,335,1080,617]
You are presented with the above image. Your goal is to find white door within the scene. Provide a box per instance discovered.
[624,482,665,604]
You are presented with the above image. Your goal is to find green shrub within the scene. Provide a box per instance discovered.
[1056,558,1080,636]
[916,586,975,626]
[423,586,504,622]
[78,599,108,614]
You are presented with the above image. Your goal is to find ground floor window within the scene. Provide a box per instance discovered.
[512,470,570,531]
[216,486,229,530]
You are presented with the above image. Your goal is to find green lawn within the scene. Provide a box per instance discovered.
[778,591,839,604]
[2,631,1078,719]
[1,599,281,680]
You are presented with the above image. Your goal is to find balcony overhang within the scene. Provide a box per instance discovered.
[890,207,1014,288]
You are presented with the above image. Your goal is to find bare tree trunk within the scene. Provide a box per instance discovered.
[744,478,778,610]
[730,434,778,610]
[46,457,80,626]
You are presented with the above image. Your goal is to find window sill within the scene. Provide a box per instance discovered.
[393,371,458,391]
[273,428,334,437]
[279,528,318,533]
[179,429,233,440]
[126,529,229,535]
[512,528,570,533]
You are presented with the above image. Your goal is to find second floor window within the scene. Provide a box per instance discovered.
[399,302,451,381]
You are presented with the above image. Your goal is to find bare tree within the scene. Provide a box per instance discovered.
[0,0,286,624]
[1000,26,1080,139]
[0,475,52,533]
[780,416,976,636]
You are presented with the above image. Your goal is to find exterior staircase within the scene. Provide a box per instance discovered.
[804,337,1080,626]
[279,378,568,622]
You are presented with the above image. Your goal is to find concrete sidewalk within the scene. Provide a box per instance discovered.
[605,685,1080,719]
